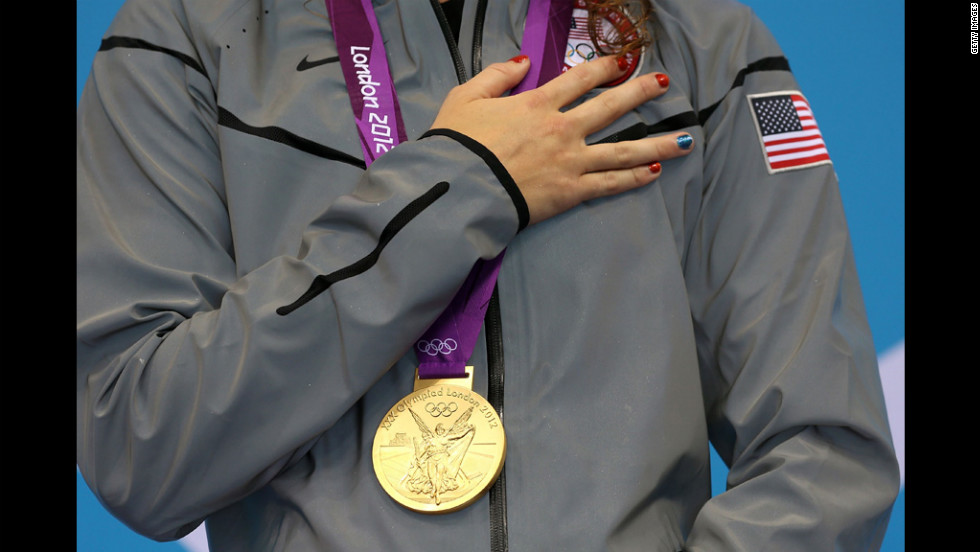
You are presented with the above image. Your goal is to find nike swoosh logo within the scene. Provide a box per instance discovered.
[297,54,340,71]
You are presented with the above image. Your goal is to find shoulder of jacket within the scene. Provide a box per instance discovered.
[109,0,252,44]
[651,0,787,115]
[101,0,255,82]
[652,0,758,32]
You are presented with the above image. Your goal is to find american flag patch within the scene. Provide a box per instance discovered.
[747,91,832,174]
[568,12,591,42]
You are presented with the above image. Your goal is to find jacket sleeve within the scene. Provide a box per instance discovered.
[666,2,901,550]
[75,0,524,541]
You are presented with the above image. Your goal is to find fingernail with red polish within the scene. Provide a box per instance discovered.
[617,56,629,71]
[655,73,670,88]
[648,162,662,174]
[509,54,529,63]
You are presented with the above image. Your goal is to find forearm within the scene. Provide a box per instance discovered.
[77,102,524,538]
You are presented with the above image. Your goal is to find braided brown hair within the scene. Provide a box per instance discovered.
[584,0,654,58]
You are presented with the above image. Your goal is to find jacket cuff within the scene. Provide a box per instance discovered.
[420,128,529,231]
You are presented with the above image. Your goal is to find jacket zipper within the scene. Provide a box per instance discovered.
[468,4,508,550]
[429,1,508,550]
[429,0,468,82]
[486,288,508,552]
[471,0,488,76]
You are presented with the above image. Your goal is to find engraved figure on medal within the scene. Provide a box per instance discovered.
[372,383,506,514]
[405,405,477,505]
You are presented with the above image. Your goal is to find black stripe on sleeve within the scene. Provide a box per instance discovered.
[646,111,701,136]
[420,128,529,231]
[591,122,651,144]
[218,107,368,170]
[276,181,451,315]
[99,36,209,79]
[589,55,791,143]
[697,56,791,126]
[590,111,701,145]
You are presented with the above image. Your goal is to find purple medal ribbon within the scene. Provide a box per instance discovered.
[325,0,409,165]
[513,0,574,95]
[326,0,573,379]
[416,1,572,379]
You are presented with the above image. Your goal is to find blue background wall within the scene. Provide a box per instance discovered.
[76,1,905,550]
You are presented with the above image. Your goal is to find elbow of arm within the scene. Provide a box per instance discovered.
[78,460,204,542]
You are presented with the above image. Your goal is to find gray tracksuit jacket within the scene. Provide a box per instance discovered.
[76,0,900,550]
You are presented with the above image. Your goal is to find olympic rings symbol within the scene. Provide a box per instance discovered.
[425,401,458,417]
[566,42,597,64]
[417,338,458,356]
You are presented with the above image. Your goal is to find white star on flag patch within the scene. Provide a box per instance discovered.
[747,91,832,174]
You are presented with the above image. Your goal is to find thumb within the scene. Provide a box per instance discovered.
[462,55,532,99]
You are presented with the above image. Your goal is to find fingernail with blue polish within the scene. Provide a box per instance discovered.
[676,134,694,150]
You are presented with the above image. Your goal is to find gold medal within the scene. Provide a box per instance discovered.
[372,366,506,514]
